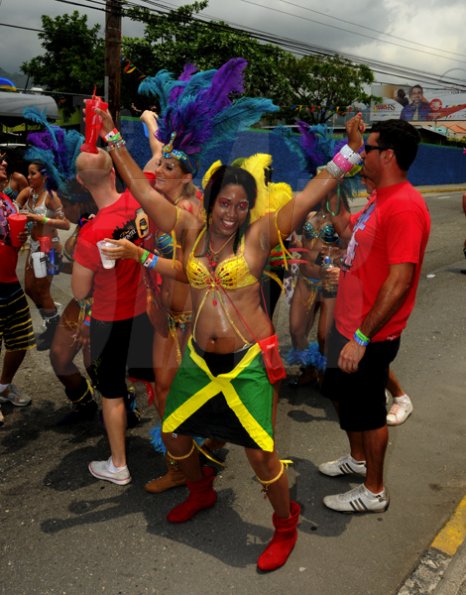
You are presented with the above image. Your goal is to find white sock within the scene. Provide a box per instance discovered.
[350,455,366,465]
[108,458,127,473]
[0,383,9,393]
[365,486,385,497]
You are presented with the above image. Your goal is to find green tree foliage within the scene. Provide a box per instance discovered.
[20,2,376,126]
[21,11,104,116]
[124,1,293,111]
[282,54,377,124]
[125,3,375,124]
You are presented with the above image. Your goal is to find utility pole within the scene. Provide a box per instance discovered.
[105,0,122,125]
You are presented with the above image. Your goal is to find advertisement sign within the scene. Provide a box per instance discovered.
[370,83,466,122]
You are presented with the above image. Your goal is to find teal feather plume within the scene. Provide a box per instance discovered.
[204,97,279,154]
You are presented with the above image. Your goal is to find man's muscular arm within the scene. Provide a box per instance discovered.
[338,262,415,373]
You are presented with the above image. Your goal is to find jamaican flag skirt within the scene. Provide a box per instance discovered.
[162,337,274,451]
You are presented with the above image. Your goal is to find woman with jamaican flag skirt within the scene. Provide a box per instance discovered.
[95,82,364,572]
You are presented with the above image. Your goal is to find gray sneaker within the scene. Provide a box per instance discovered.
[88,458,131,486]
[323,484,389,513]
[0,384,32,407]
[318,453,367,477]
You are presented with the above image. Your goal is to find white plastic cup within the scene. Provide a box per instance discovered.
[97,240,116,269]
[31,252,48,278]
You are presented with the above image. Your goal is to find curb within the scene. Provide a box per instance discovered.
[416,185,466,194]
[355,185,466,198]
[396,495,466,594]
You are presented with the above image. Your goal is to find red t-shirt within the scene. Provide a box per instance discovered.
[335,181,430,341]
[73,189,151,321]
[0,193,19,283]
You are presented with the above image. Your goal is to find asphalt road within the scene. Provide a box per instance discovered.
[1,189,465,595]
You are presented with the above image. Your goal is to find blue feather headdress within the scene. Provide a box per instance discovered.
[138,58,279,176]
[276,122,359,202]
[23,108,84,194]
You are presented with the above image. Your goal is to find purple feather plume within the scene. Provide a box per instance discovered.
[198,57,247,112]
[169,63,198,103]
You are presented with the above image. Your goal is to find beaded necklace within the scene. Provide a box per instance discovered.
[30,188,45,208]
[206,231,235,271]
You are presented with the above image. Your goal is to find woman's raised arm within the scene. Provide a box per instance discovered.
[274,113,364,242]
[95,107,190,235]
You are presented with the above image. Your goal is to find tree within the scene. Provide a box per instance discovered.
[123,1,293,111]
[124,3,376,124]
[283,54,377,124]
[21,11,105,117]
[21,3,377,126]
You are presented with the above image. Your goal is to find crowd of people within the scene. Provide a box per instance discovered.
[0,59,434,571]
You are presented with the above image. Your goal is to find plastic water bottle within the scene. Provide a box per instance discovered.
[46,248,60,275]
[321,255,338,298]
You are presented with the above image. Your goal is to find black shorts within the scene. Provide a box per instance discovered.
[90,313,154,398]
[0,282,36,352]
[322,325,400,431]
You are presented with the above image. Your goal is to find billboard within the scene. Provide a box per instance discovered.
[370,83,466,122]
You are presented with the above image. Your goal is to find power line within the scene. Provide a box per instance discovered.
[275,0,466,61]
[129,0,466,86]
[0,22,43,33]
[51,0,108,13]
[50,0,466,73]
[4,0,466,91]
[236,0,466,64]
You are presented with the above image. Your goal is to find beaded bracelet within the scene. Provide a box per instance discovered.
[326,144,363,178]
[353,328,370,346]
[106,139,126,152]
[83,316,91,327]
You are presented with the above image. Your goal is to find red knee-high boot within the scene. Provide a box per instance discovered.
[167,466,217,523]
[257,500,301,572]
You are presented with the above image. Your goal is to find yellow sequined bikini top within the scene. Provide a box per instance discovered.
[186,227,259,290]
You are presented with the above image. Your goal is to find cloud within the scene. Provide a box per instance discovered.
[0,0,465,88]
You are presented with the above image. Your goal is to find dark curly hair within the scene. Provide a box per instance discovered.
[371,119,420,171]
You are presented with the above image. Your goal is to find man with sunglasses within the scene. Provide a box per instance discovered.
[319,119,430,513]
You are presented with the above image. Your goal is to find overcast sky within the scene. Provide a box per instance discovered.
[1,0,465,88]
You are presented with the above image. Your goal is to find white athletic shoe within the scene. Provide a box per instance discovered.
[319,453,367,477]
[0,384,32,407]
[323,484,389,513]
[386,395,413,426]
[88,458,131,486]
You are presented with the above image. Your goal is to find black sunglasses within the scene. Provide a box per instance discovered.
[364,143,390,153]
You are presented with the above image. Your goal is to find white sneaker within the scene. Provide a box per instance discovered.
[319,453,367,477]
[386,395,413,426]
[0,384,32,407]
[323,484,389,513]
[88,458,132,486]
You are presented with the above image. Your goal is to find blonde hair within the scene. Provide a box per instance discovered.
[76,148,113,188]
